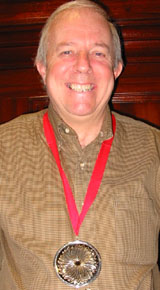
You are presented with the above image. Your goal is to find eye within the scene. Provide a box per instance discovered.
[95,51,105,57]
[62,50,72,55]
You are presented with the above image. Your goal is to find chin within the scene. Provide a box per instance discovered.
[67,104,95,116]
[69,108,93,116]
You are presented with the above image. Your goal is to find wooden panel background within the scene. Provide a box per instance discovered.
[0,0,160,127]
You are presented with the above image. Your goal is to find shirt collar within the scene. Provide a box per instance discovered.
[48,102,113,148]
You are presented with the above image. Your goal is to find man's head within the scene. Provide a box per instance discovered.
[35,0,123,122]
[35,0,123,69]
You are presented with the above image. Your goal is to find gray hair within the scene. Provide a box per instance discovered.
[35,0,123,68]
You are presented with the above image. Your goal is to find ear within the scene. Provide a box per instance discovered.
[36,61,47,84]
[114,61,123,80]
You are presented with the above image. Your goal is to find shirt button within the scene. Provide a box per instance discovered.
[100,131,104,137]
[64,127,70,134]
[58,144,61,151]
[80,162,85,169]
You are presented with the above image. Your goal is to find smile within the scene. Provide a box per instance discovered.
[67,83,94,93]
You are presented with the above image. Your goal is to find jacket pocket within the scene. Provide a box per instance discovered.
[115,195,159,265]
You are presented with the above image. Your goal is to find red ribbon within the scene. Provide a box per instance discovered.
[43,112,116,235]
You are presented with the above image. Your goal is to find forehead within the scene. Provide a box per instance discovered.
[48,8,112,42]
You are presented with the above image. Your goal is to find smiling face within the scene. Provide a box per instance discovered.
[37,8,122,123]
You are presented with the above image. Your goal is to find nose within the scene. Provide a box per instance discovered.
[74,51,92,73]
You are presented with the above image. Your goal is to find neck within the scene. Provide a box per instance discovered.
[62,111,106,148]
[75,122,102,148]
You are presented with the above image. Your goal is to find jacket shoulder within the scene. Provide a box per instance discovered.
[0,109,46,139]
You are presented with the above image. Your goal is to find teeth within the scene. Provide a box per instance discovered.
[68,83,94,92]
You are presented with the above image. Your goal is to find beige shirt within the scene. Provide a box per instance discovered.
[0,103,160,289]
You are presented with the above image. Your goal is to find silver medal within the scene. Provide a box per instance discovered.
[54,240,101,288]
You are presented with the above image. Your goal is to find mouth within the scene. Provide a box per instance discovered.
[66,83,94,93]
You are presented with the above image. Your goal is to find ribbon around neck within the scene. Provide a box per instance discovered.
[43,112,116,235]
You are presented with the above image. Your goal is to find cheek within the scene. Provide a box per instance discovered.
[46,69,63,94]
[92,61,114,79]
[92,63,115,99]
[45,62,70,99]
[47,64,62,82]
[47,58,73,80]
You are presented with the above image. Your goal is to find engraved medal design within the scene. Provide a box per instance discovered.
[54,240,101,288]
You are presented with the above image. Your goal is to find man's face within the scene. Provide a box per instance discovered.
[37,8,122,121]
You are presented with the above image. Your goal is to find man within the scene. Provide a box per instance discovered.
[0,0,160,289]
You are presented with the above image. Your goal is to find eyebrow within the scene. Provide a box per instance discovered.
[93,42,110,51]
[56,41,111,53]
[56,42,75,50]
